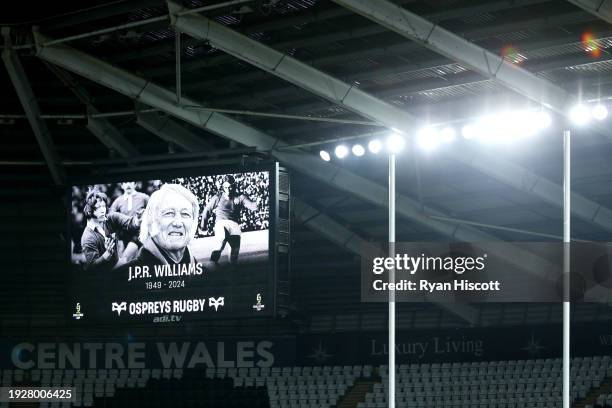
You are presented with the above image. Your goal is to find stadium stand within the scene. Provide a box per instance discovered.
[1,358,611,408]
[361,356,612,408]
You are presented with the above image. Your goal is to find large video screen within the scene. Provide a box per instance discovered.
[67,165,277,324]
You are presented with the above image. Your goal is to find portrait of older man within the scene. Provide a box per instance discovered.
[120,183,200,269]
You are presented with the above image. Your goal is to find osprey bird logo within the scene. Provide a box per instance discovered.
[112,302,127,316]
[208,297,224,311]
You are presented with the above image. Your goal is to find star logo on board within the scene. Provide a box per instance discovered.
[307,340,333,364]
[521,333,545,357]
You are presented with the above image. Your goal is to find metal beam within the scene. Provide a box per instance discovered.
[169,4,612,234]
[136,110,212,152]
[120,0,550,64]
[147,0,570,80]
[274,52,612,132]
[84,116,138,158]
[35,34,276,151]
[456,144,612,231]
[294,198,370,255]
[213,47,612,114]
[44,0,162,31]
[169,2,417,132]
[332,0,578,113]
[34,35,557,269]
[169,9,594,92]
[45,63,139,158]
[2,32,64,185]
[293,198,478,324]
[567,0,612,24]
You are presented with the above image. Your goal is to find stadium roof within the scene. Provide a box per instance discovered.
[2,0,612,328]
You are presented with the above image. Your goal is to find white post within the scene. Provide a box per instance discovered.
[563,129,571,408]
[388,153,395,408]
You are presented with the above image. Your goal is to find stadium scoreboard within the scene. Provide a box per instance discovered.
[66,162,289,324]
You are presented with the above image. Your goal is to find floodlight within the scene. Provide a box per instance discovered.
[352,144,365,156]
[368,139,382,154]
[335,145,349,159]
[417,127,440,151]
[440,126,456,143]
[592,104,608,121]
[386,132,405,153]
[570,104,591,125]
[461,124,477,140]
[535,111,552,129]
[471,114,501,142]
[319,150,331,162]
[470,110,551,142]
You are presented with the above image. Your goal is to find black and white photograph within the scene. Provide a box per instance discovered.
[70,171,270,273]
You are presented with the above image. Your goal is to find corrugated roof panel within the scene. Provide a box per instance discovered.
[184,43,214,58]
[388,97,410,107]
[305,41,346,54]
[348,58,381,70]
[536,72,557,82]
[142,28,174,42]
[459,12,496,25]
[125,7,166,22]
[503,52,528,64]
[396,37,612,87]
[215,15,241,25]
[183,0,206,7]
[563,59,612,72]
[249,31,272,42]
[413,80,499,102]
[525,36,612,60]
[315,106,349,117]
[494,30,534,42]
[370,63,469,86]
[537,56,612,84]
[273,0,319,14]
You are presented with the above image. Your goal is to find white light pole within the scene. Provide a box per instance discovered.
[563,129,570,408]
[561,103,606,408]
[322,135,400,408]
[388,152,395,408]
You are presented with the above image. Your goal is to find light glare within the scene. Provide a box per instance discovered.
[352,144,365,156]
[535,111,552,129]
[319,150,330,161]
[335,145,349,159]
[461,109,551,145]
[570,104,591,125]
[368,139,382,154]
[593,104,608,121]
[386,132,405,153]
[461,124,477,140]
[440,127,456,143]
[417,127,440,151]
